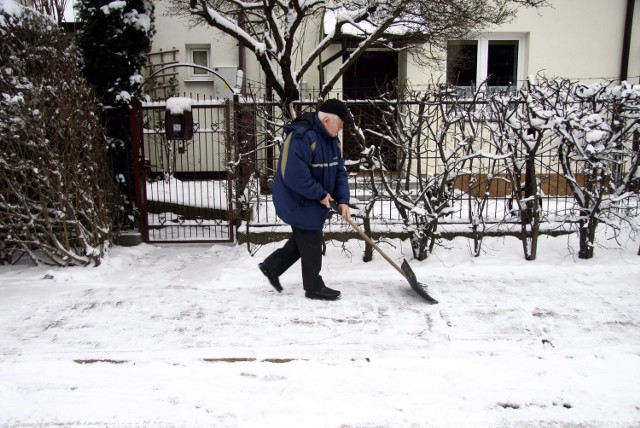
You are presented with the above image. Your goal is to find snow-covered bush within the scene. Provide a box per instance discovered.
[0,3,119,266]
[76,0,154,110]
[350,79,639,261]
[551,79,640,259]
[357,87,482,261]
[76,0,155,227]
[485,79,559,261]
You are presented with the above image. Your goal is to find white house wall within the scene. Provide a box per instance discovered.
[498,0,638,83]
[408,0,639,89]
[151,1,263,98]
[631,2,640,80]
[151,0,639,99]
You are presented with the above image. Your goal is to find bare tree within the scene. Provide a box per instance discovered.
[486,78,559,260]
[346,78,639,262]
[171,0,547,107]
[25,0,72,24]
[355,86,492,260]
[552,79,640,259]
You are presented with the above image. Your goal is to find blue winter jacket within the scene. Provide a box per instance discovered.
[272,112,350,230]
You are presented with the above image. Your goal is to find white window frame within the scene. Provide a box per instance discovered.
[187,45,211,81]
[446,32,527,93]
[477,33,526,89]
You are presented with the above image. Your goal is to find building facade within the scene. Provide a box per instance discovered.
[148,0,640,100]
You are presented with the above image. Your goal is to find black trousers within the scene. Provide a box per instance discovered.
[262,226,325,292]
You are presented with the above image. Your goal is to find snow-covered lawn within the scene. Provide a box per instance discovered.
[0,229,639,427]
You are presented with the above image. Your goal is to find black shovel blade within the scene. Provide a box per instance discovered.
[401,260,439,304]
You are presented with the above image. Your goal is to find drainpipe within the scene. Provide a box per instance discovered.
[238,12,247,95]
[620,0,635,81]
[238,43,246,94]
[318,12,326,94]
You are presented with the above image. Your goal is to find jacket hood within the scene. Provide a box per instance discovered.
[284,111,315,134]
[284,111,335,142]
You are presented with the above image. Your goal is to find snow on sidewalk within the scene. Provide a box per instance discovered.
[0,233,639,427]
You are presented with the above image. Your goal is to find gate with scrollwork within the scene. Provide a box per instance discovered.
[130,97,235,243]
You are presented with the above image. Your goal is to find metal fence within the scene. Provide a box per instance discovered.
[238,97,638,230]
[131,95,639,242]
[131,97,235,243]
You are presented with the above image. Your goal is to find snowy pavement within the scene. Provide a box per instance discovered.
[0,231,639,427]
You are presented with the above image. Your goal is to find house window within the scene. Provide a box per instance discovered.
[188,46,210,80]
[487,40,519,87]
[447,34,525,97]
[447,40,478,87]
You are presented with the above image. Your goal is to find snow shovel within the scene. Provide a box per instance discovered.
[330,201,438,304]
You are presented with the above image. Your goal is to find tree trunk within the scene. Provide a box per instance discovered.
[578,219,597,259]
[412,220,437,261]
[521,223,538,261]
[520,156,539,260]
[472,224,483,257]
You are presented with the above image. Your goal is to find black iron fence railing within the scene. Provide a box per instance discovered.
[233,97,639,228]
[132,91,639,246]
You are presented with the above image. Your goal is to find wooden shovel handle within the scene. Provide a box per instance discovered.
[330,201,406,278]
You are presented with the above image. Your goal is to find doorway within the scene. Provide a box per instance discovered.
[342,50,399,170]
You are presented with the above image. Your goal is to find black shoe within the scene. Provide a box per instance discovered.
[305,286,341,301]
[259,263,282,292]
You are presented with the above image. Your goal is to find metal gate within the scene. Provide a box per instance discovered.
[130,97,235,243]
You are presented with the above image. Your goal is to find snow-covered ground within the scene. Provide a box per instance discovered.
[0,228,639,427]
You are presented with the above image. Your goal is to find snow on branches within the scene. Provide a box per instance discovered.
[347,78,639,261]
[176,0,548,104]
[1,4,119,266]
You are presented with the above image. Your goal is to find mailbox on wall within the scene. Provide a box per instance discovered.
[165,97,194,140]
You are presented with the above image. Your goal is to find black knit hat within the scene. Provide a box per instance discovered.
[319,99,354,124]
